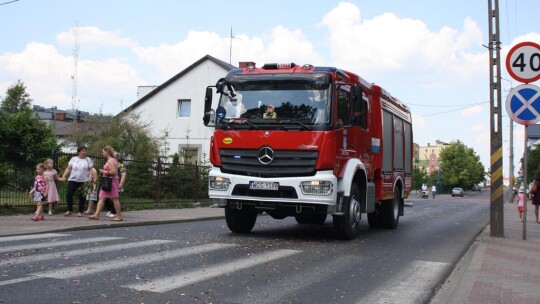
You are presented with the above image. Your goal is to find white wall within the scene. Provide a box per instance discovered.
[130,59,228,164]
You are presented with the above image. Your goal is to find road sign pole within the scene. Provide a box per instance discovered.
[488,0,504,237]
[523,125,528,240]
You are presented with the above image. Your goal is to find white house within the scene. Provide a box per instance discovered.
[122,55,236,164]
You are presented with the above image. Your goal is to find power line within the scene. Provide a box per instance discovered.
[0,0,19,5]
[408,101,488,108]
[414,101,489,118]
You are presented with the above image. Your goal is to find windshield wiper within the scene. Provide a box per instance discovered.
[223,118,259,130]
[282,119,312,130]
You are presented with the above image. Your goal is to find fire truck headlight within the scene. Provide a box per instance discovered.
[300,181,333,196]
[209,176,230,191]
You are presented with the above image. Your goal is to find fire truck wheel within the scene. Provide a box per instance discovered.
[336,183,361,240]
[225,207,257,233]
[381,188,401,229]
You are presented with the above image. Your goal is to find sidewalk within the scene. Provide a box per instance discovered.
[1,201,540,303]
[432,200,540,304]
[0,207,224,237]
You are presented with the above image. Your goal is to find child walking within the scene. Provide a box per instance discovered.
[84,167,98,215]
[43,159,60,215]
[29,163,48,221]
[517,186,525,221]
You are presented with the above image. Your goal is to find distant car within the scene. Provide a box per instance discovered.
[452,187,464,197]
[472,185,481,192]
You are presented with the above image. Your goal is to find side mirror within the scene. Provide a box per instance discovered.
[203,87,214,126]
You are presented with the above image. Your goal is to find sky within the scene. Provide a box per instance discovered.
[1,0,540,177]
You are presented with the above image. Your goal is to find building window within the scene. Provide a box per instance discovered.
[178,99,191,118]
[180,146,199,165]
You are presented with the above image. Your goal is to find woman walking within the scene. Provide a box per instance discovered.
[60,146,93,216]
[89,146,123,221]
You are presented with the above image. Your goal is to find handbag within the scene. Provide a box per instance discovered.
[101,176,112,192]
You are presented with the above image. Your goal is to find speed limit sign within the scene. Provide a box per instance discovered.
[506,41,540,83]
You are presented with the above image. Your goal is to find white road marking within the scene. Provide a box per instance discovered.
[1,239,174,266]
[0,233,69,243]
[357,260,450,304]
[124,249,301,293]
[0,243,236,287]
[0,237,124,254]
[33,243,236,279]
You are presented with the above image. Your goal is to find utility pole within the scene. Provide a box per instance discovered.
[488,0,504,237]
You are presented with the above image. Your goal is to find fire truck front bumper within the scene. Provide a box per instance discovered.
[208,167,338,206]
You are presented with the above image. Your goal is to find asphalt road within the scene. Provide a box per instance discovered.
[0,190,489,304]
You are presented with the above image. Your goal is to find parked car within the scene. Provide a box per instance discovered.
[452,187,464,197]
[472,185,481,192]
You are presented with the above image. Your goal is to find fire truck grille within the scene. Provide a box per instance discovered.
[219,149,318,177]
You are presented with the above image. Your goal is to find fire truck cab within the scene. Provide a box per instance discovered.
[203,63,413,239]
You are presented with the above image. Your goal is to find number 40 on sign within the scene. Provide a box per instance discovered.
[506,41,540,84]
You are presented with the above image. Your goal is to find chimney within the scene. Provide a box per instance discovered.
[239,61,256,68]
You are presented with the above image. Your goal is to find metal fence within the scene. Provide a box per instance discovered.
[0,149,211,209]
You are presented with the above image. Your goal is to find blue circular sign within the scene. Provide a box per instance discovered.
[505,84,540,125]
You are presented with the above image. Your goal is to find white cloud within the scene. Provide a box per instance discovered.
[56,26,137,48]
[412,114,426,129]
[461,105,483,117]
[0,41,144,114]
[319,2,486,86]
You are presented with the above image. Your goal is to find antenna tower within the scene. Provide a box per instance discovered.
[71,23,80,111]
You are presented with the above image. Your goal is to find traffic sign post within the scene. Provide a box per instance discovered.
[506,41,540,84]
[505,83,540,240]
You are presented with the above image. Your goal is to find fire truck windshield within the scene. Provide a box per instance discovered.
[217,82,330,130]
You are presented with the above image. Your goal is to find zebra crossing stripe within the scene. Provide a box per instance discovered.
[124,249,301,293]
[1,239,174,266]
[0,233,69,243]
[32,243,236,279]
[0,237,124,254]
[357,260,449,304]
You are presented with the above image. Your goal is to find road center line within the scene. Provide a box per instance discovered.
[124,249,301,293]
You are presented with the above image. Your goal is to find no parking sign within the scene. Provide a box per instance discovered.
[505,84,540,125]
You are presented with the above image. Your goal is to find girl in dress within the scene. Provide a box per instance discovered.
[29,163,48,221]
[43,159,60,215]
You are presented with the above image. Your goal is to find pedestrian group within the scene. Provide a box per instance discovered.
[30,146,125,222]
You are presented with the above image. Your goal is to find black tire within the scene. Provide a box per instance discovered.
[225,207,257,233]
[381,187,401,229]
[367,207,382,229]
[336,183,362,240]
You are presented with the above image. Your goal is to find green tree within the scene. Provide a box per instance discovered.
[439,141,485,189]
[413,165,428,190]
[525,145,540,182]
[0,81,58,156]
[0,80,32,114]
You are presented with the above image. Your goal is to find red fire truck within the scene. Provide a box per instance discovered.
[203,63,413,239]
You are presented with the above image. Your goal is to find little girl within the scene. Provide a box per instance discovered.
[44,159,60,215]
[84,167,98,215]
[517,186,525,221]
[29,163,48,221]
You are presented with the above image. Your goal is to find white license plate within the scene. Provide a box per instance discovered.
[249,181,279,190]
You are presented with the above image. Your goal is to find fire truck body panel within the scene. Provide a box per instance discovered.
[203,63,413,239]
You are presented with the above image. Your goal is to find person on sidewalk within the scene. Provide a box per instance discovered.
[83,167,98,215]
[43,158,60,215]
[29,163,48,221]
[89,146,123,221]
[531,175,540,223]
[517,186,525,221]
[105,160,126,218]
[60,146,93,217]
